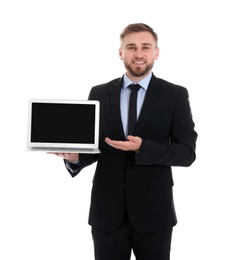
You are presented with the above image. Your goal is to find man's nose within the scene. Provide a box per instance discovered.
[134,49,144,58]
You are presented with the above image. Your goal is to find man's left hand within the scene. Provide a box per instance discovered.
[105,136,142,151]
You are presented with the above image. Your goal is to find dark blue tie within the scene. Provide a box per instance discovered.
[128,84,141,135]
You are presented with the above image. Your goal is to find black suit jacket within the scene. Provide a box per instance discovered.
[67,74,197,233]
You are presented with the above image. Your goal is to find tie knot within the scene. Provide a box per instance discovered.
[129,84,141,92]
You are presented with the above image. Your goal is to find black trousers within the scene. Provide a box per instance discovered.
[91,216,173,260]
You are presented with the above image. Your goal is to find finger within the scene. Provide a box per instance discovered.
[64,153,73,159]
[47,152,63,157]
[127,135,138,142]
[57,153,70,159]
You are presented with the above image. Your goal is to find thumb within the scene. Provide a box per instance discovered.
[127,135,135,141]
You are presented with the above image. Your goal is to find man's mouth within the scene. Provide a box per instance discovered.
[133,61,146,65]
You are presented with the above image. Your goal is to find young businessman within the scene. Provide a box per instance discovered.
[52,23,197,260]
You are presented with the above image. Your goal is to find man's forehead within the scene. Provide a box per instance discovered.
[121,32,156,46]
[123,42,155,48]
[126,43,152,46]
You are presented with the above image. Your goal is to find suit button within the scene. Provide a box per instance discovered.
[123,183,126,188]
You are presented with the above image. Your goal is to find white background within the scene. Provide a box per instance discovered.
[1,0,236,259]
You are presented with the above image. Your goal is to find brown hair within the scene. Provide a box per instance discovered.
[120,23,158,46]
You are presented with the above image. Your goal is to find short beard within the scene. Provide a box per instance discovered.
[124,62,154,78]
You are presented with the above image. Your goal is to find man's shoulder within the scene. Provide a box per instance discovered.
[93,77,121,89]
[88,77,122,99]
[152,75,187,93]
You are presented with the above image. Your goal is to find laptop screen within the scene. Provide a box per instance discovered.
[27,99,100,149]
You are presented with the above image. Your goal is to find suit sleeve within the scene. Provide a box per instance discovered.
[64,153,98,177]
[136,88,197,167]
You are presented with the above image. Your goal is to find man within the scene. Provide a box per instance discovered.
[53,23,197,260]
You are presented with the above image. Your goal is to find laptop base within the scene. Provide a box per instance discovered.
[26,147,101,154]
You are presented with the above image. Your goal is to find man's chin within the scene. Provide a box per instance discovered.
[130,69,149,77]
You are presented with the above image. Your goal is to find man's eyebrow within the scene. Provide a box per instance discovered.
[142,43,152,46]
[125,43,136,47]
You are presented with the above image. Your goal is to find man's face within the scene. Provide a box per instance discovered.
[119,31,159,80]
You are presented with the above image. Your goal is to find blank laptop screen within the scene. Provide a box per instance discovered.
[31,102,95,144]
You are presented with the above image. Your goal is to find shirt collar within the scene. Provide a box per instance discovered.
[123,72,152,91]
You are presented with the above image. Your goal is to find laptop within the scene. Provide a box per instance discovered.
[26,99,100,153]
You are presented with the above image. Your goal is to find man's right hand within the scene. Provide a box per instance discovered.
[48,152,79,162]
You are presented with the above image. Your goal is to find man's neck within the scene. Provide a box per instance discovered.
[125,71,152,83]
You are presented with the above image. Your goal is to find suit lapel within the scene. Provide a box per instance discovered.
[109,78,126,140]
[135,76,162,135]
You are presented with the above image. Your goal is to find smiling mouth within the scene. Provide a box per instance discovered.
[133,61,146,65]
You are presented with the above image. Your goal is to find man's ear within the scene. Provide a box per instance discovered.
[119,48,123,60]
[155,47,160,60]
